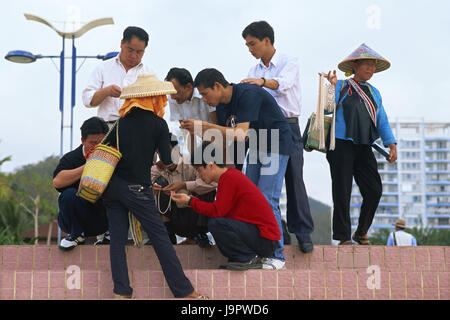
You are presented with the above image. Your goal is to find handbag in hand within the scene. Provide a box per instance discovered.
[303,73,336,153]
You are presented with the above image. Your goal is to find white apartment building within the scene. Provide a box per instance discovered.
[350,118,450,233]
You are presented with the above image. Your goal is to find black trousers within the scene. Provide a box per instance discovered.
[285,122,314,243]
[58,188,108,238]
[326,139,382,241]
[208,217,276,263]
[102,175,194,297]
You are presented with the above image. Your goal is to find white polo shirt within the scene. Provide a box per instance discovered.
[247,51,302,118]
[82,56,153,121]
[168,87,215,122]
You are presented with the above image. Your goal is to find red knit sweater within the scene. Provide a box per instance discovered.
[190,168,281,241]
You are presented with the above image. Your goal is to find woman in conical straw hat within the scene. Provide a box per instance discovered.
[323,43,398,246]
[101,73,207,299]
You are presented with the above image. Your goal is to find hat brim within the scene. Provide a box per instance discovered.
[120,90,176,100]
[338,57,391,75]
[119,73,177,99]
[392,223,406,228]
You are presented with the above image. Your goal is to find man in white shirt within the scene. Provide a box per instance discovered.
[241,21,314,255]
[82,26,153,124]
[165,68,217,154]
[165,67,217,123]
[387,219,418,246]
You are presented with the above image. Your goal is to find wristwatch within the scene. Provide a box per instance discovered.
[187,196,194,207]
[260,77,266,87]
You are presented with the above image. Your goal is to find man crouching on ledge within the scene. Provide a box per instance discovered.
[171,141,281,270]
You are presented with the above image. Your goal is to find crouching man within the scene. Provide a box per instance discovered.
[171,141,280,270]
[52,117,110,250]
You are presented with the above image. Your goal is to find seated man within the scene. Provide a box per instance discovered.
[52,117,110,250]
[171,141,280,271]
[151,134,217,247]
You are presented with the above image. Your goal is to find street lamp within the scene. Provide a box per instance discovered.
[5,13,118,244]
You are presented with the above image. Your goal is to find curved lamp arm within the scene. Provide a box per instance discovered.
[24,13,114,38]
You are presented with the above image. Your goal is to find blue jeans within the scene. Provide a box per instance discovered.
[243,151,289,261]
[208,218,276,263]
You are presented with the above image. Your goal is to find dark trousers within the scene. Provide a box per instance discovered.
[57,188,108,238]
[326,139,382,241]
[102,175,194,297]
[208,218,275,263]
[285,123,314,243]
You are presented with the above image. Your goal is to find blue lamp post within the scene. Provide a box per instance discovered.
[5,13,118,244]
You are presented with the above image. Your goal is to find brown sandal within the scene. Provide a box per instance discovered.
[352,233,370,245]
[339,240,353,245]
[185,291,209,299]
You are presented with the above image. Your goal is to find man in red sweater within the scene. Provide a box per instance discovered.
[171,142,280,270]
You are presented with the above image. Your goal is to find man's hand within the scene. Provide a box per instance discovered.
[171,191,191,206]
[106,85,122,98]
[90,84,122,106]
[153,183,164,196]
[241,78,264,87]
[180,119,205,136]
[163,181,187,193]
[388,143,397,163]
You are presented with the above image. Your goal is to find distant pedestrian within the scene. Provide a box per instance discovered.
[387,219,417,246]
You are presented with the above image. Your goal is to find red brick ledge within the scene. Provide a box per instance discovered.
[0,268,449,300]
[0,245,448,300]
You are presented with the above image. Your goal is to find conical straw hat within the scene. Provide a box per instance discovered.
[120,73,176,99]
[338,43,391,77]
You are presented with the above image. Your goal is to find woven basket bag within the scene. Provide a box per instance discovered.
[77,121,122,203]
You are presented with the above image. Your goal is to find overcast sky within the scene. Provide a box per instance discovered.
[1,0,449,205]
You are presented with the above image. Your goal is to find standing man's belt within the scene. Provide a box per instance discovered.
[286,117,299,124]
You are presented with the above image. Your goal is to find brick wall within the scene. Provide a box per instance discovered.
[0,245,448,300]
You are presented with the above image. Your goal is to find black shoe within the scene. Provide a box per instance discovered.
[94,231,110,245]
[195,232,213,248]
[299,241,314,254]
[225,256,263,271]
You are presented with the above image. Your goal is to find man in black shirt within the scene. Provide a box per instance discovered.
[53,117,109,250]
[180,68,292,270]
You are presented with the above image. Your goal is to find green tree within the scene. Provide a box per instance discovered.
[0,155,59,244]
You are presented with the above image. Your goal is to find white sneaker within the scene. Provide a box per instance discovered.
[262,258,286,270]
[59,234,85,251]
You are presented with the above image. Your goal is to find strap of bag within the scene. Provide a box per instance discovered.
[157,190,172,215]
[348,79,377,127]
[99,120,120,151]
[393,231,398,246]
[336,82,349,110]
